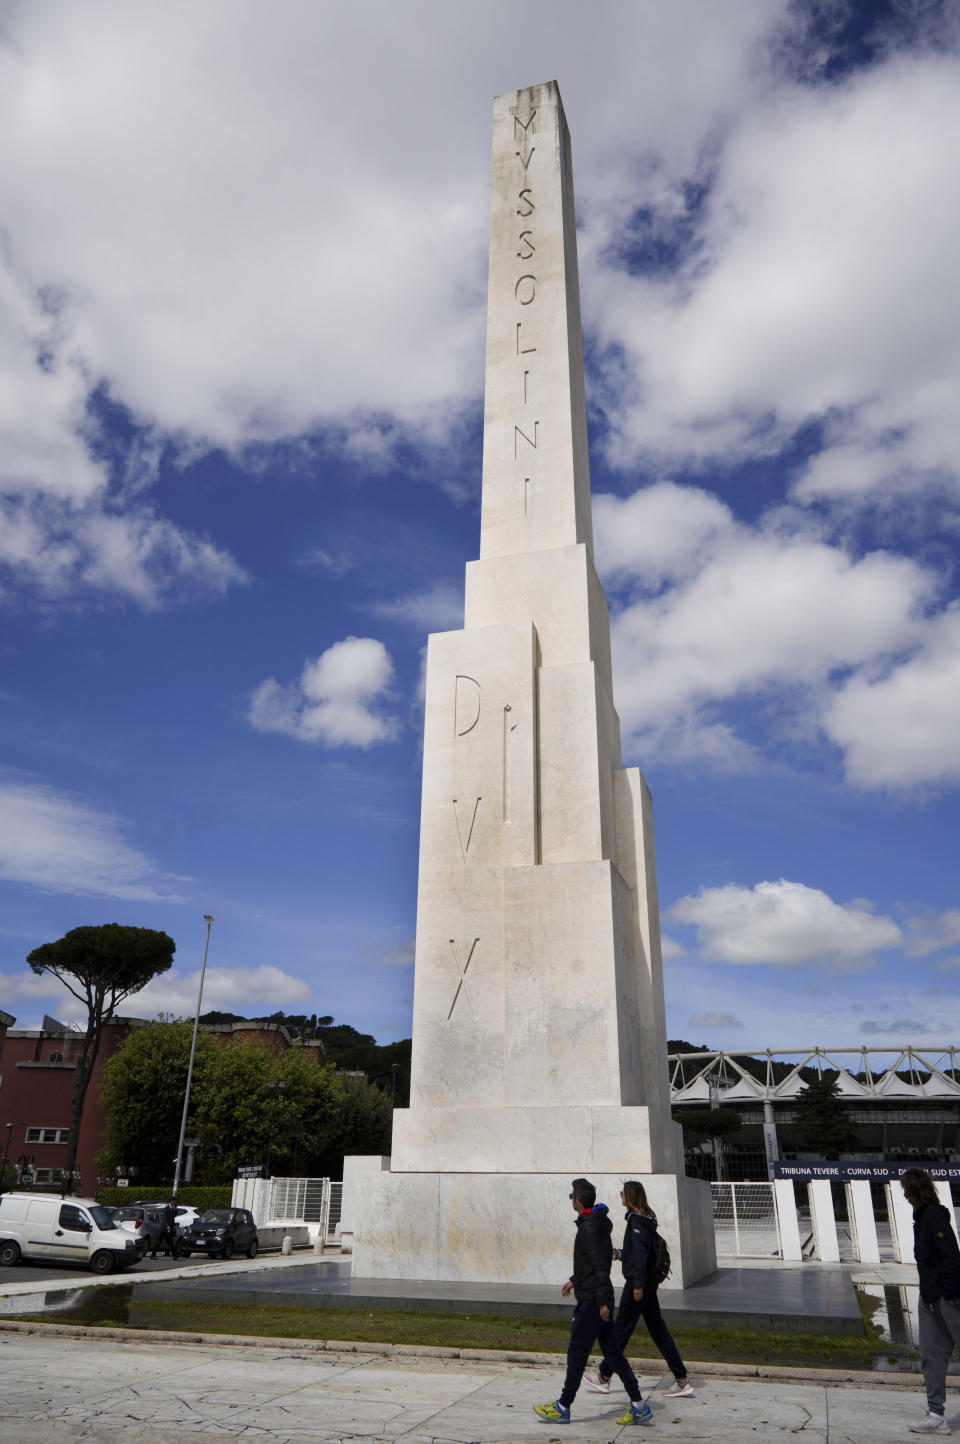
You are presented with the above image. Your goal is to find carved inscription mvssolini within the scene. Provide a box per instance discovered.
[511,106,539,520]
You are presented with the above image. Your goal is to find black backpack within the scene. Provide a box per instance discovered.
[650,1229,671,1286]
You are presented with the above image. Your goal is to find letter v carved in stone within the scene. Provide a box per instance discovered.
[452,796,481,867]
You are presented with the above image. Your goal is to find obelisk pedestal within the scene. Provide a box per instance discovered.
[346,82,714,1288]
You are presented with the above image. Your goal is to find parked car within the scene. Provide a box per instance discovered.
[178,1207,258,1259]
[0,1193,141,1273]
[136,1201,200,1248]
[106,1204,165,1254]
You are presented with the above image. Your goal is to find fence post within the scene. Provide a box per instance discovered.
[887,1181,915,1262]
[774,1180,803,1260]
[808,1180,840,1262]
[319,1176,331,1244]
[847,1180,879,1263]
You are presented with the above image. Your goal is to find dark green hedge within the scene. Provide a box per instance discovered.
[96,1185,234,1209]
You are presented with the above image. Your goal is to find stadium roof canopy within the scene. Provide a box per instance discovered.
[669,1047,960,1105]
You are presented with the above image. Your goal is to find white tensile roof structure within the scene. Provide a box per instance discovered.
[669,1047,960,1105]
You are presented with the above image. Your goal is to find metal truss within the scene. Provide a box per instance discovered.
[669,1046,960,1105]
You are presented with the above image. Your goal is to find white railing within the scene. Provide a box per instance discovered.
[232,1175,343,1244]
[711,1182,782,1257]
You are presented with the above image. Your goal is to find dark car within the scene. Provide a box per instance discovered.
[178,1207,258,1260]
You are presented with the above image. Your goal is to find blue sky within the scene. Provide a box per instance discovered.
[1,0,959,1055]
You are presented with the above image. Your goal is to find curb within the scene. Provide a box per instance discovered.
[0,1317,931,1389]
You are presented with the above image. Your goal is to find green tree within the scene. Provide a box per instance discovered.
[674,1107,742,1180]
[27,924,175,1186]
[316,1073,393,1178]
[792,1076,857,1159]
[192,1037,343,1182]
[333,1038,411,1105]
[98,1020,218,1182]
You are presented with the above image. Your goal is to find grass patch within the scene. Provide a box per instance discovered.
[10,1295,891,1370]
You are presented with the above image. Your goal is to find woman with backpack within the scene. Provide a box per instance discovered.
[584,1179,694,1400]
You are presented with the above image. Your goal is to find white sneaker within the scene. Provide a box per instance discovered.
[909,1413,951,1435]
[583,1367,611,1394]
[664,1379,694,1398]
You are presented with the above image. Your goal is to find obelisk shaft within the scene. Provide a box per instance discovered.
[479,82,594,563]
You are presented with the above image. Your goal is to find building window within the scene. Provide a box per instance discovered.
[48,1052,64,1064]
[25,1126,69,1144]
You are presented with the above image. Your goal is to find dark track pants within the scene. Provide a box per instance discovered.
[600,1281,686,1382]
[919,1296,960,1417]
[559,1299,641,1409]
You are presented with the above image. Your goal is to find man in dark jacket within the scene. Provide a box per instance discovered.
[902,1168,960,1435]
[534,1179,651,1426]
[151,1198,177,1260]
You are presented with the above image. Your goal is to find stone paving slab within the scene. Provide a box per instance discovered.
[0,1326,952,1444]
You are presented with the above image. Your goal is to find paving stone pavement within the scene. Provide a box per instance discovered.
[0,1327,950,1444]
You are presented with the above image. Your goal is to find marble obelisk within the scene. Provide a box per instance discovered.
[346,81,714,1287]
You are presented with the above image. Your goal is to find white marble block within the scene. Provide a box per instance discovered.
[351,1169,714,1290]
[349,79,713,1287]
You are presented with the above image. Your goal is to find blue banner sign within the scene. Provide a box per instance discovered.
[773,1162,960,1182]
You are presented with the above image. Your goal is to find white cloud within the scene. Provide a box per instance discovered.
[0,0,785,607]
[821,608,960,788]
[600,482,940,770]
[589,51,960,507]
[135,964,312,1018]
[378,940,415,969]
[689,1010,741,1029]
[0,962,312,1025]
[668,879,903,969]
[904,909,960,958]
[247,636,399,748]
[0,773,184,902]
[861,1017,936,1037]
[593,482,733,589]
[370,582,464,632]
[659,934,685,962]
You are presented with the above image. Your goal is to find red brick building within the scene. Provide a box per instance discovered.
[0,1013,296,1194]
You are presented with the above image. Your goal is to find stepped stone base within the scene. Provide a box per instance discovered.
[344,1156,715,1289]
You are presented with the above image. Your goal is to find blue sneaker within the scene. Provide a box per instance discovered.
[616,1399,653,1425]
[534,1400,571,1423]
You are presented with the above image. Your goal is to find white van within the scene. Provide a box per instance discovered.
[0,1192,142,1273]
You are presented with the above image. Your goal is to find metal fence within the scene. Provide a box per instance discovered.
[266,1176,342,1243]
[711,1181,782,1257]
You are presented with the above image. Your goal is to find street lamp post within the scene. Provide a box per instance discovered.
[0,1123,13,1193]
[172,914,214,1202]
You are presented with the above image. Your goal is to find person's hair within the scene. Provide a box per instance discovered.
[622,1180,657,1225]
[571,1177,596,1209]
[901,1168,939,1209]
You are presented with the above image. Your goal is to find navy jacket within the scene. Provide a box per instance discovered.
[913,1201,960,1304]
[569,1204,615,1310]
[619,1210,657,1290]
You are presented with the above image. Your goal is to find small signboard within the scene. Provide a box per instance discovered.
[117,1178,129,1187]
[237,1164,265,1179]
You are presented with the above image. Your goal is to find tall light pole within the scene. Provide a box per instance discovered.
[172,914,214,1201]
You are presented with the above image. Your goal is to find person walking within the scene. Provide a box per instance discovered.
[534,1178,652,1427]
[584,1179,693,1400]
[903,1168,960,1435]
